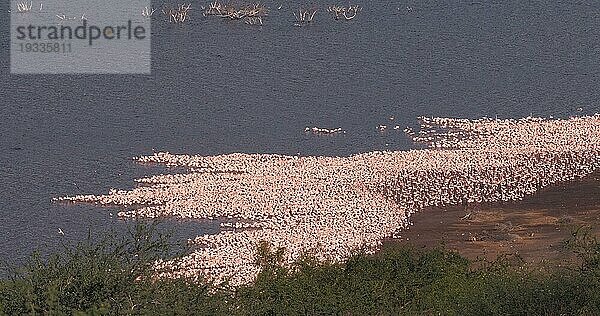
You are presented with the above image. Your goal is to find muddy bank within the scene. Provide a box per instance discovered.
[386,171,600,266]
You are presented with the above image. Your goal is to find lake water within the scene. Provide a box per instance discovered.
[1,0,599,262]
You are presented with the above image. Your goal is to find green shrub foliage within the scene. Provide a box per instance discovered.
[2,224,600,315]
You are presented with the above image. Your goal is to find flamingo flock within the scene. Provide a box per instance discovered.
[55,115,600,285]
[304,126,345,135]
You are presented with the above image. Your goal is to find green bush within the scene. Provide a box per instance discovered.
[2,224,600,315]
[0,223,228,315]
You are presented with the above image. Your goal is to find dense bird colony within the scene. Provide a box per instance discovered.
[55,115,600,285]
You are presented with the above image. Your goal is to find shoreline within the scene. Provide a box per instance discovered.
[385,170,600,266]
[54,116,600,284]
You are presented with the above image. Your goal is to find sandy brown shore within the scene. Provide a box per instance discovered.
[385,171,600,266]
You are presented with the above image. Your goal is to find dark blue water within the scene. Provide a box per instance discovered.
[1,0,599,262]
